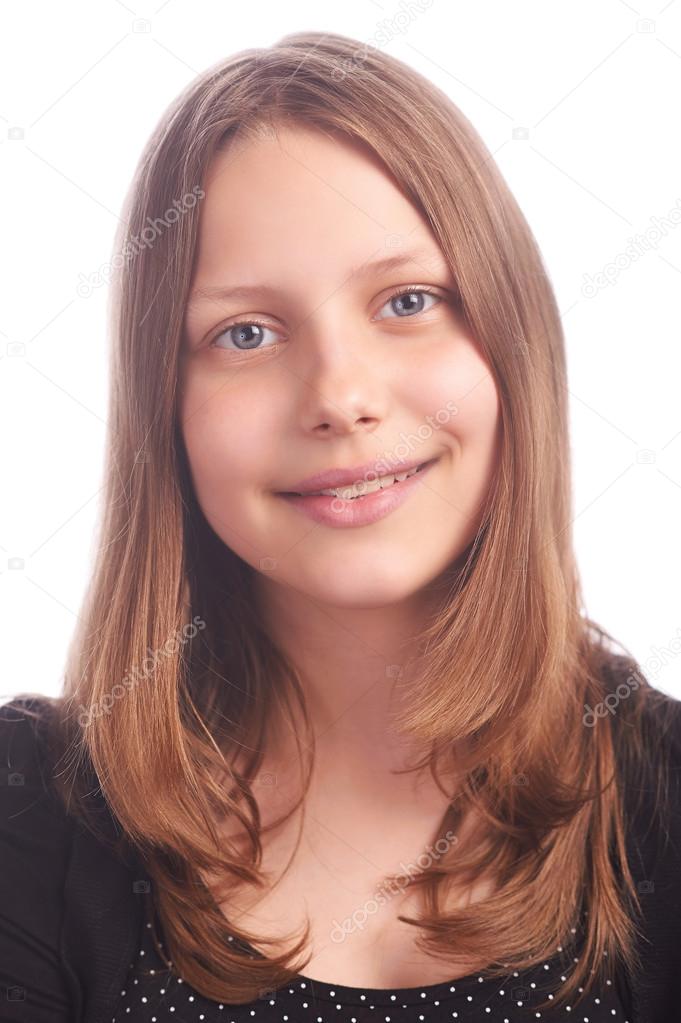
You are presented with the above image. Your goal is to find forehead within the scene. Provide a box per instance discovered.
[191,126,448,286]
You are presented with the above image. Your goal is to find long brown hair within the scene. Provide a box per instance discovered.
[13,30,675,1013]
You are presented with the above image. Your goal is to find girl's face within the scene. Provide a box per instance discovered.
[179,126,501,609]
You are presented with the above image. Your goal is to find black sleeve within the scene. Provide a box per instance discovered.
[0,699,76,1022]
[619,684,681,1022]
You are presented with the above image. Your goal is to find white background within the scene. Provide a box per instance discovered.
[1,0,680,702]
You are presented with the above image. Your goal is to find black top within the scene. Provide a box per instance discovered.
[113,916,629,1022]
[1,683,680,1023]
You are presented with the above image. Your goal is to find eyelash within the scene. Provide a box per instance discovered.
[206,285,444,353]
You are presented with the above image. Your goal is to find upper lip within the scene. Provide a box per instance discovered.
[280,455,438,495]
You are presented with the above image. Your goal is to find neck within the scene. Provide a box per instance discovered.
[249,571,452,790]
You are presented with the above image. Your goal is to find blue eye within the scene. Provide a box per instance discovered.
[208,286,443,353]
[374,286,442,320]
[209,320,279,352]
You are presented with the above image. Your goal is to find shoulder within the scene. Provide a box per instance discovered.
[0,693,64,777]
[0,695,78,1020]
[594,651,681,765]
[601,659,681,1022]
[602,654,681,858]
[0,693,75,853]
[0,695,149,1022]
[0,694,76,837]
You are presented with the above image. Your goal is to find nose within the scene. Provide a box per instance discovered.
[289,311,389,437]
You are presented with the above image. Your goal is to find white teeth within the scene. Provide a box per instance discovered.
[303,462,424,499]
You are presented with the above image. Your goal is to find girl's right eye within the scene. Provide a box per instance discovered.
[209,320,281,353]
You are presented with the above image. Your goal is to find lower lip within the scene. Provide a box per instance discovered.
[277,458,439,528]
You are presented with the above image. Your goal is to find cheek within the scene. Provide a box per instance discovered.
[179,370,276,509]
[418,341,501,549]
[409,337,500,456]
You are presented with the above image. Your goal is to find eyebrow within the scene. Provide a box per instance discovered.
[187,249,451,307]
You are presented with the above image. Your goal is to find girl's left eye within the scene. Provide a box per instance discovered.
[374,286,442,320]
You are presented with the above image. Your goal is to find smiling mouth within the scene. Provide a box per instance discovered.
[282,458,438,500]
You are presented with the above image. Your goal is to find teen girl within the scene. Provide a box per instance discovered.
[1,30,679,1023]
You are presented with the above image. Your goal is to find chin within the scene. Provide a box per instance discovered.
[278,559,435,609]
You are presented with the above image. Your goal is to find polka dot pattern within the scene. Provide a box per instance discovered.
[111,921,629,1022]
